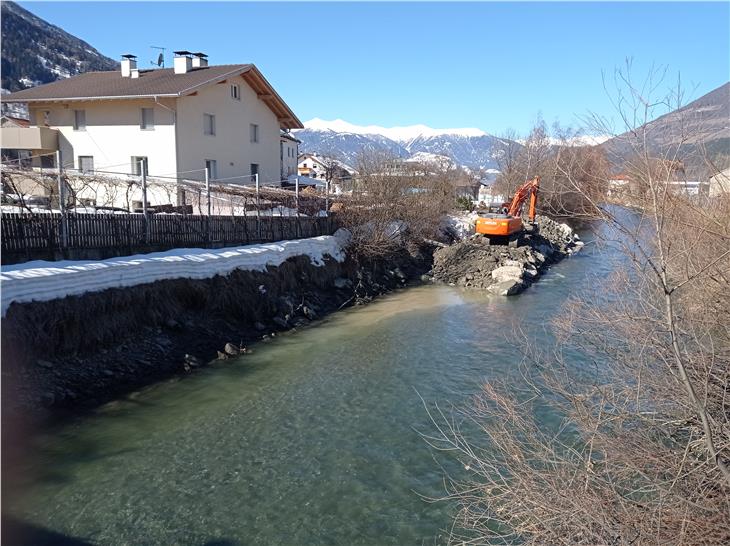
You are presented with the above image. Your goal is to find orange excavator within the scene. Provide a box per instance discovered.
[475,176,540,244]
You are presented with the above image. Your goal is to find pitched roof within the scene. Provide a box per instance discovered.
[3,64,303,129]
[1,115,30,128]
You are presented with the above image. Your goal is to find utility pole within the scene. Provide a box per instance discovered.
[295,176,300,215]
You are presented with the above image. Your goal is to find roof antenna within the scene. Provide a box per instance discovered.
[150,46,166,68]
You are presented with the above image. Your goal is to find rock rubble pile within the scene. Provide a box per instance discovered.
[429,215,583,295]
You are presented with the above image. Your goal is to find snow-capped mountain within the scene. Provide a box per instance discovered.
[1,1,117,92]
[294,118,518,171]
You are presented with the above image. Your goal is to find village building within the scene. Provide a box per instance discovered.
[1,52,302,210]
[709,167,730,197]
[280,132,300,180]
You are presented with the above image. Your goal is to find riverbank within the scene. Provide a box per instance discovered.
[1,215,580,423]
[1,239,433,424]
[430,214,583,294]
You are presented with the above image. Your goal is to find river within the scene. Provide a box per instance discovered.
[3,222,618,545]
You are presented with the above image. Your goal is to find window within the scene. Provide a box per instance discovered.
[73,109,86,131]
[231,84,240,100]
[140,108,154,130]
[250,163,259,178]
[204,113,216,136]
[205,159,217,180]
[42,110,50,126]
[250,123,259,143]
[131,156,149,176]
[78,156,94,173]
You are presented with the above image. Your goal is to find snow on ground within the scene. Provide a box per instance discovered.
[442,212,478,239]
[1,230,351,315]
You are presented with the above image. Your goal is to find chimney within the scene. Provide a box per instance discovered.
[131,69,140,79]
[121,54,137,77]
[192,52,209,68]
[173,51,193,74]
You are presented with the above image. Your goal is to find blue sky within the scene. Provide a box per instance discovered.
[19,1,730,135]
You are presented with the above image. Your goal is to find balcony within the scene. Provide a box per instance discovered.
[1,126,59,151]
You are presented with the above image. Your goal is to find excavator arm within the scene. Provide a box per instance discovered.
[507,176,540,223]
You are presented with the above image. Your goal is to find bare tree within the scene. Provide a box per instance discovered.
[426,67,730,545]
[336,150,454,258]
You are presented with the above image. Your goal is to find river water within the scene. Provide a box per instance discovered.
[4,223,618,545]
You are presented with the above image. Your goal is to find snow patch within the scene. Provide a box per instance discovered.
[1,231,352,315]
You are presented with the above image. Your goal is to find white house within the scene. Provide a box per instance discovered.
[1,51,302,209]
[297,153,354,180]
[709,167,730,197]
[280,132,300,181]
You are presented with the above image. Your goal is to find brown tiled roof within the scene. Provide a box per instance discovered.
[2,64,303,128]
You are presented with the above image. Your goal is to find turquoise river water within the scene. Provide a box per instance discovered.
[3,224,617,545]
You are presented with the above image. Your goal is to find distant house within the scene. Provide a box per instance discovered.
[280,132,300,180]
[1,115,33,164]
[297,153,354,185]
[709,167,730,197]
[1,115,30,128]
[607,173,631,197]
[1,51,302,210]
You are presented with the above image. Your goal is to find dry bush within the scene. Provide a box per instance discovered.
[493,119,609,218]
[426,69,730,545]
[335,151,456,258]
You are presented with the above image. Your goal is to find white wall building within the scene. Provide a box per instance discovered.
[709,167,730,197]
[280,132,300,180]
[2,52,302,210]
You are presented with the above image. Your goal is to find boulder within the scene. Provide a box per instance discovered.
[491,265,524,284]
[272,316,289,328]
[488,280,525,296]
[224,343,240,356]
[334,277,352,289]
[184,354,204,368]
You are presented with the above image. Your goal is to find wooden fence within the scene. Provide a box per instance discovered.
[1,213,338,264]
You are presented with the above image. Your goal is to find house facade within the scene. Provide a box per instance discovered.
[280,132,299,180]
[709,167,730,197]
[2,52,302,209]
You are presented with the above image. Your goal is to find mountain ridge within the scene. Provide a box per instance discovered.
[1,1,118,93]
[294,119,515,171]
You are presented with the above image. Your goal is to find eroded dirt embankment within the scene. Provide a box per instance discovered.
[429,215,583,295]
[1,244,432,423]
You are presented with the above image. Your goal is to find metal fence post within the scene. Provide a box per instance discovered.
[295,176,301,238]
[255,172,261,240]
[56,150,68,250]
[295,176,300,214]
[205,167,211,244]
[141,159,149,245]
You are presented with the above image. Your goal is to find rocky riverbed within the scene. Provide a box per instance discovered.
[429,215,583,295]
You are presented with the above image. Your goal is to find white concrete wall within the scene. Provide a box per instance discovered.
[176,77,281,187]
[29,99,178,179]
